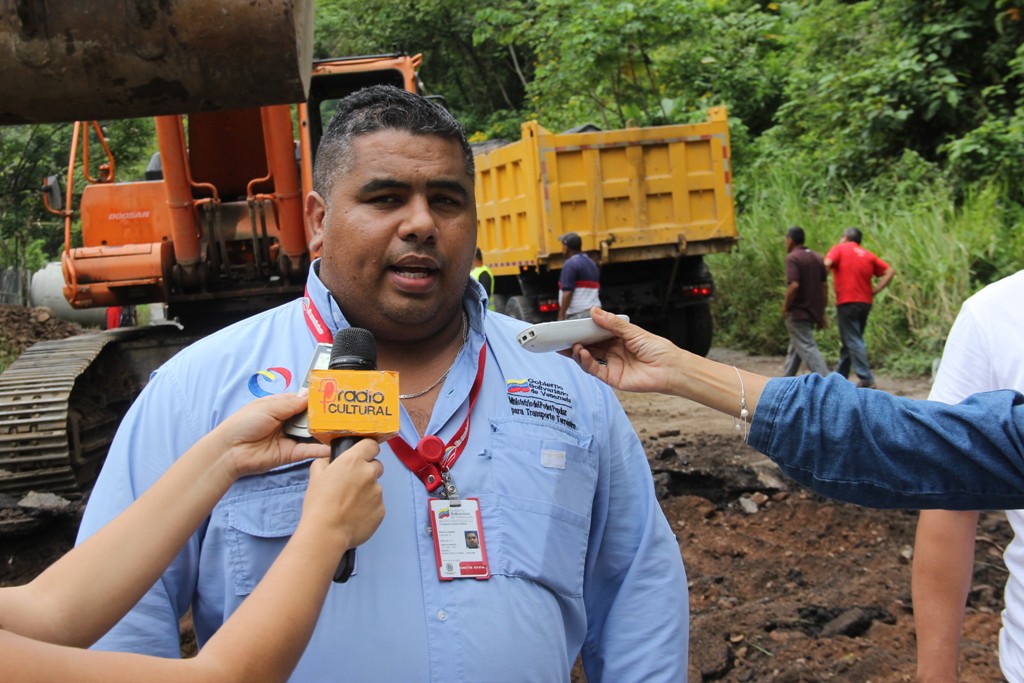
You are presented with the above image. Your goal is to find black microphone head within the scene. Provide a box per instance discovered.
[329,327,377,370]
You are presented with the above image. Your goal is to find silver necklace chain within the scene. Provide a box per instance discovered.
[399,309,469,400]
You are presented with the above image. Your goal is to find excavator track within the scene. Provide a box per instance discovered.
[0,326,192,499]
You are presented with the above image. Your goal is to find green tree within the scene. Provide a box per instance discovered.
[0,118,155,274]
[315,0,533,136]
[492,0,709,130]
[763,0,1024,187]
[0,124,68,274]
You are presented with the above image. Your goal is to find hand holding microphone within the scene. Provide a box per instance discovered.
[303,437,384,570]
[307,327,400,582]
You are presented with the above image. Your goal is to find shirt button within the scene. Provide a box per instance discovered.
[425,525,433,536]
[437,609,448,622]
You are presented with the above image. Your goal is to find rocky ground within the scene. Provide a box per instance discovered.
[0,303,84,358]
[617,348,1009,683]
[0,305,1011,681]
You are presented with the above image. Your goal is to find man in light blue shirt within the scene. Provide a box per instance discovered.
[77,86,688,682]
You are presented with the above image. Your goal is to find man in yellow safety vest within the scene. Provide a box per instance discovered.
[470,247,495,311]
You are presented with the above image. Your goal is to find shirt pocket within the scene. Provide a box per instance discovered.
[224,484,305,596]
[484,417,596,598]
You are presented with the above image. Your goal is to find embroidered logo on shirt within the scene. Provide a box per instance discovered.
[247,366,293,397]
[506,378,576,430]
[506,378,531,393]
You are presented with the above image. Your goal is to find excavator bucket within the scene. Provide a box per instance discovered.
[0,0,314,125]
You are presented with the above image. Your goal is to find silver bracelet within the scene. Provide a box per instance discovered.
[732,366,749,442]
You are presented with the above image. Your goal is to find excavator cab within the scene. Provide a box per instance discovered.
[298,54,422,204]
[304,55,419,159]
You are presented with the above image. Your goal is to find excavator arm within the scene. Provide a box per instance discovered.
[0,0,314,125]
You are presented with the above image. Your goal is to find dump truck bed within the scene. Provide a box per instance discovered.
[475,107,737,275]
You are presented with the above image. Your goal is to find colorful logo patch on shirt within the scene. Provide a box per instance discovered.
[247,367,293,397]
[506,378,577,430]
[506,378,531,394]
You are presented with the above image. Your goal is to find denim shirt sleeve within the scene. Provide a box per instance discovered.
[749,373,1024,510]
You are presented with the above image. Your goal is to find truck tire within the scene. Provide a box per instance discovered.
[504,295,541,323]
[490,294,508,315]
[667,304,713,357]
[686,304,714,357]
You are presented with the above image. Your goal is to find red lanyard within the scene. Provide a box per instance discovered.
[301,289,486,495]
[388,345,485,495]
[302,287,332,343]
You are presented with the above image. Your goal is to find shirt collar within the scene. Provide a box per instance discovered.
[307,258,490,342]
[306,259,348,336]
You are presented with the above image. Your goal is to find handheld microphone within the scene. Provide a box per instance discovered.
[307,327,400,582]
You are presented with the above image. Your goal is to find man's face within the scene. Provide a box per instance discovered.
[307,130,477,342]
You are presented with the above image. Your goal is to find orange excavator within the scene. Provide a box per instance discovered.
[0,0,421,498]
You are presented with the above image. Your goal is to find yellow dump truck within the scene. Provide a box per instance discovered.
[475,108,738,355]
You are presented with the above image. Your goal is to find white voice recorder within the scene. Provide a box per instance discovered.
[515,315,629,353]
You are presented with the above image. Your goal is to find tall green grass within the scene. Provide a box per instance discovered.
[710,167,1024,375]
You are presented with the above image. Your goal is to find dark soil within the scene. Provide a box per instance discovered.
[0,304,85,360]
[617,349,1009,683]
[0,306,1010,681]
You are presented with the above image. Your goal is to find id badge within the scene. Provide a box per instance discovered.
[429,498,490,581]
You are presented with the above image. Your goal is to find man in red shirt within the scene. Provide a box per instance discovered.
[824,227,894,388]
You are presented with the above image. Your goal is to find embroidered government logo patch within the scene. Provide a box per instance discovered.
[506,378,576,430]
[505,378,531,393]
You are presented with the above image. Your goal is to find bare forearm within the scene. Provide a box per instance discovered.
[783,282,798,313]
[195,446,384,683]
[875,268,894,294]
[663,351,769,419]
[10,429,236,645]
[912,510,978,682]
[0,523,344,683]
[196,522,348,682]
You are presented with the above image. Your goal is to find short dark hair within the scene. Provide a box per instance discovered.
[560,232,582,251]
[843,227,863,244]
[474,247,483,261]
[786,226,805,245]
[313,85,475,200]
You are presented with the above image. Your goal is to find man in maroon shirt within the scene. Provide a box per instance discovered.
[783,226,829,377]
[824,227,895,388]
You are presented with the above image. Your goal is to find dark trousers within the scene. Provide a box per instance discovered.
[836,302,873,382]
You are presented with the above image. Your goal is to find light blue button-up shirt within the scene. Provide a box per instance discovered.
[78,264,689,682]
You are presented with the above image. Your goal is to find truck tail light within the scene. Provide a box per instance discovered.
[681,285,713,299]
